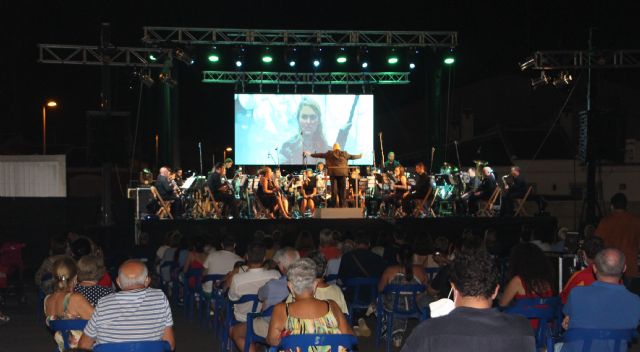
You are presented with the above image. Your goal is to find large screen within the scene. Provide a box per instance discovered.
[234,94,374,165]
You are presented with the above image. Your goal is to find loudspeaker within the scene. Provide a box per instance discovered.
[313,208,363,219]
[128,187,154,220]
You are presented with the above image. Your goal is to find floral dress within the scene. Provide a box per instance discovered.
[45,293,84,351]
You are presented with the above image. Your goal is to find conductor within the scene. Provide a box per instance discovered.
[307,143,362,208]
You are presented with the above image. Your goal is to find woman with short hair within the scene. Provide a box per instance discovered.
[74,255,114,306]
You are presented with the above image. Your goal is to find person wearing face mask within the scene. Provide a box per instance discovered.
[401,250,535,352]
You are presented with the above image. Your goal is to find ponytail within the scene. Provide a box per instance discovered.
[399,246,414,282]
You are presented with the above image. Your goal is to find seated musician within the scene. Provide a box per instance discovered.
[500,166,527,216]
[467,166,497,215]
[155,166,183,217]
[206,162,239,218]
[300,169,317,216]
[402,162,431,214]
[224,158,236,180]
[383,165,409,213]
[382,151,401,173]
[273,168,291,212]
[256,167,291,219]
[315,162,326,175]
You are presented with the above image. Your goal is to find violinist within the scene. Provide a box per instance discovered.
[206,162,239,218]
[500,166,527,216]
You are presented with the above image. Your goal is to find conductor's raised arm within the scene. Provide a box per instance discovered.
[348,153,363,160]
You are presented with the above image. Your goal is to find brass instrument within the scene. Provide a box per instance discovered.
[501,174,514,191]
[473,160,488,180]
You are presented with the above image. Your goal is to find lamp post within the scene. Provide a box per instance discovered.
[223,147,233,162]
[42,100,58,154]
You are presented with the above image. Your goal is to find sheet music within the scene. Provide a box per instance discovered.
[181,175,196,189]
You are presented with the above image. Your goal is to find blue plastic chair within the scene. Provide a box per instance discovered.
[159,261,177,302]
[48,319,88,351]
[268,334,358,352]
[375,284,429,352]
[503,297,562,352]
[183,268,203,321]
[201,274,226,329]
[560,328,637,352]
[244,305,275,352]
[342,277,379,325]
[424,267,439,281]
[222,294,260,352]
[325,274,339,285]
[93,340,172,352]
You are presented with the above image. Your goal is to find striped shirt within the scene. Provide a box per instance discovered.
[83,288,173,344]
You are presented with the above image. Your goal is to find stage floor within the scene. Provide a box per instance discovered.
[139,215,558,253]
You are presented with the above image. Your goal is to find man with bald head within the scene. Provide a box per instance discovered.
[562,248,640,351]
[79,260,175,350]
[307,143,362,207]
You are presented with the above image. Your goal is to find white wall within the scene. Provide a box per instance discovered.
[0,155,66,197]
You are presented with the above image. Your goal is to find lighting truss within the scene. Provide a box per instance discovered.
[143,27,458,48]
[38,44,166,68]
[201,71,410,85]
[529,50,640,70]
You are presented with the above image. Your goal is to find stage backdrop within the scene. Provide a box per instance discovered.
[0,155,66,197]
[234,94,374,166]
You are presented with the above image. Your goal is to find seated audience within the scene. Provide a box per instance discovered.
[289,251,348,313]
[325,239,354,283]
[294,231,315,258]
[267,258,353,347]
[70,237,113,288]
[35,235,68,295]
[562,248,640,352]
[401,250,535,352]
[44,257,94,351]
[318,229,341,261]
[78,260,175,350]
[203,235,243,296]
[560,236,605,304]
[130,232,155,271]
[74,255,114,306]
[338,232,386,281]
[182,235,208,289]
[378,246,430,347]
[231,247,300,352]
[229,243,280,350]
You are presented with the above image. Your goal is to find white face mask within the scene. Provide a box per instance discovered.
[429,287,455,318]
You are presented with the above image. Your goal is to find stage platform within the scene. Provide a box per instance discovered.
[139,215,558,253]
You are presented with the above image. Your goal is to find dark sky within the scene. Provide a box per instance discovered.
[2,0,639,170]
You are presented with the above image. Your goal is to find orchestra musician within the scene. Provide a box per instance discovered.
[315,162,326,175]
[257,167,291,219]
[155,166,184,217]
[500,166,527,216]
[206,162,239,218]
[224,158,236,180]
[466,166,498,215]
[382,151,401,173]
[383,165,409,214]
[300,169,317,216]
[307,143,362,208]
[402,162,431,215]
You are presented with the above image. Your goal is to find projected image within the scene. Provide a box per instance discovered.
[234,94,374,165]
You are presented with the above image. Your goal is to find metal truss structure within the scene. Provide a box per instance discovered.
[38,44,167,68]
[143,27,458,48]
[530,50,640,70]
[201,71,410,85]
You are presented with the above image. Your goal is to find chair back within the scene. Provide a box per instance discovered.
[48,319,88,351]
[271,334,358,352]
[325,274,339,284]
[382,284,428,319]
[424,267,439,281]
[93,340,172,352]
[184,268,204,292]
[562,328,636,352]
[227,294,261,325]
[202,274,225,289]
[150,186,163,203]
[342,277,378,306]
[504,297,561,349]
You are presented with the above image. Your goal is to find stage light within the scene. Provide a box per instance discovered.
[235,60,243,68]
[313,59,320,67]
[149,54,157,61]
[159,72,177,87]
[552,71,573,86]
[531,71,550,89]
[519,57,536,71]
[289,60,296,67]
[409,63,416,69]
[262,47,273,63]
[46,101,57,107]
[174,48,194,65]
[336,47,347,64]
[141,73,154,87]
[443,56,455,65]
[208,54,220,62]
[362,62,368,69]
[387,56,399,64]
[358,47,369,70]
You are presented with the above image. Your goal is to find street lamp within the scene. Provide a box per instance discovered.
[42,100,58,154]
[223,147,233,162]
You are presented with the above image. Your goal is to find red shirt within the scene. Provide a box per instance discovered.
[98,272,113,288]
[560,263,596,304]
[320,246,341,261]
[596,211,640,278]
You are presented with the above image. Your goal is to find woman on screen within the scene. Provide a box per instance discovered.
[279,97,330,165]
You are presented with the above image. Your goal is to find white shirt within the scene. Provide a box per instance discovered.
[228,267,280,322]
[202,249,243,292]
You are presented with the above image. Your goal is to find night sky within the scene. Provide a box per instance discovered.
[3,0,640,175]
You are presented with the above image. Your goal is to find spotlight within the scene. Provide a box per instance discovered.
[235,60,243,68]
[443,56,455,65]
[531,71,550,89]
[174,49,194,65]
[312,47,323,68]
[358,47,369,69]
[387,51,399,64]
[141,72,154,87]
[149,54,157,62]
[289,60,296,67]
[552,71,573,86]
[362,62,369,69]
[159,72,177,87]
[313,59,320,68]
[262,48,273,63]
[409,63,416,69]
[285,47,297,68]
[336,47,347,64]
[519,57,536,71]
[208,54,220,62]
[234,46,245,69]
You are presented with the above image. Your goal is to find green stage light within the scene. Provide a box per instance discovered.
[444,56,455,65]
[149,54,157,61]
[337,56,347,64]
[387,56,399,64]
[208,54,220,62]
[262,55,273,63]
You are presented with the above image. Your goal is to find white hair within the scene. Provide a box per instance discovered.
[118,263,149,290]
[272,247,300,273]
[287,258,317,295]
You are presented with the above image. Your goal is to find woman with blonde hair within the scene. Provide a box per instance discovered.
[44,257,94,351]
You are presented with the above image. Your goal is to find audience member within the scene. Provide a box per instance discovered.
[291,250,348,313]
[378,246,430,347]
[74,255,114,306]
[595,193,640,279]
[550,227,569,252]
[267,259,353,347]
[183,235,208,289]
[35,235,68,295]
[326,239,354,282]
[159,232,183,284]
[318,229,341,261]
[294,231,315,258]
[562,248,640,352]
[44,257,94,351]
[560,236,605,304]
[130,232,155,271]
[401,250,535,352]
[70,237,113,288]
[338,232,386,280]
[383,230,409,265]
[78,260,175,350]
[202,235,243,296]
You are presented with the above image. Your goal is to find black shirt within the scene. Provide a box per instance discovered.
[302,178,316,196]
[338,248,386,279]
[479,173,497,197]
[155,175,176,200]
[508,175,527,197]
[401,307,535,352]
[412,172,431,197]
[206,172,225,197]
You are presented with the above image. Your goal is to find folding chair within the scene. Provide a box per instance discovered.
[375,284,429,352]
[93,341,172,352]
[514,185,534,217]
[48,319,88,351]
[245,305,275,352]
[477,187,501,217]
[150,186,173,219]
[206,188,223,219]
[413,188,435,218]
[503,297,562,351]
[342,277,379,325]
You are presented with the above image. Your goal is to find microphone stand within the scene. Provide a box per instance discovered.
[198,142,203,175]
[300,131,307,170]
